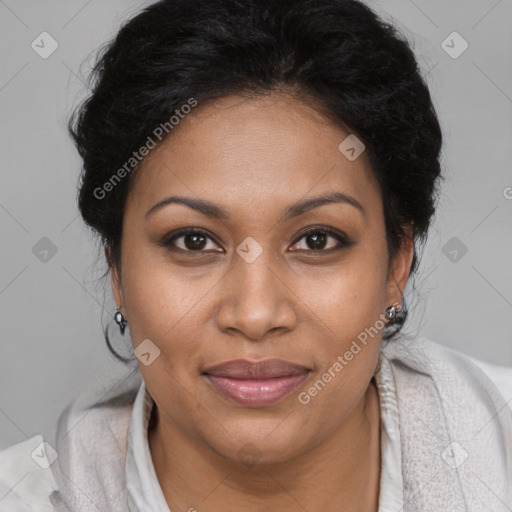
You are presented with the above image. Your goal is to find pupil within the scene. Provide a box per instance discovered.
[185,233,206,250]
[308,232,326,250]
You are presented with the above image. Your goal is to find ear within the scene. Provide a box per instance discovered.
[106,246,124,312]
[385,223,414,307]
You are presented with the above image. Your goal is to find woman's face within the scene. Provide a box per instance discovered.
[112,93,413,465]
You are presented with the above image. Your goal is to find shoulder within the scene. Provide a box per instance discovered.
[0,368,142,511]
[384,335,512,412]
[462,352,512,406]
[425,337,511,404]
[0,434,58,511]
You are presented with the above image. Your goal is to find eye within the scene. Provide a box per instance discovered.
[160,226,351,255]
[289,227,351,253]
[162,228,222,253]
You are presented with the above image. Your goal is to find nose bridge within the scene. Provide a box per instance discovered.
[216,237,295,340]
[232,239,280,306]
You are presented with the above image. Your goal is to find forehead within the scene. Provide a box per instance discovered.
[127,93,382,220]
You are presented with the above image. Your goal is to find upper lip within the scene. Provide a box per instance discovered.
[203,359,311,379]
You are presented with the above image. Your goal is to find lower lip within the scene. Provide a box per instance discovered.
[204,373,310,407]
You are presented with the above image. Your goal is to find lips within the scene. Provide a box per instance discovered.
[203,359,311,407]
[204,359,310,379]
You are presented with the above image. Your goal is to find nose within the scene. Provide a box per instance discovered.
[216,249,297,342]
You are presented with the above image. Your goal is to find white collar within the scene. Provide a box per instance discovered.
[126,379,170,512]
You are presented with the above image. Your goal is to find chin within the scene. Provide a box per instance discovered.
[202,418,312,467]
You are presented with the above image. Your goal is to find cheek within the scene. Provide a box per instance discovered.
[120,245,217,383]
[293,263,386,430]
[122,236,209,329]
[121,255,211,419]
[291,251,388,339]
[289,250,387,393]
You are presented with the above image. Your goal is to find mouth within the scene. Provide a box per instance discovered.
[202,359,311,407]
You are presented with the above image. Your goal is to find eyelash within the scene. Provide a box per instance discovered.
[161,226,352,255]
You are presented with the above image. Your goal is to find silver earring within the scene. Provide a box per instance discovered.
[385,304,400,324]
[114,307,127,335]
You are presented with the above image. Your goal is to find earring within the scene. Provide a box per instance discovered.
[114,306,127,335]
[385,304,400,324]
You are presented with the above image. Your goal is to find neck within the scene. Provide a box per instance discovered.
[148,378,381,512]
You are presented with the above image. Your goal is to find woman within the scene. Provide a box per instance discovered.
[0,0,511,510]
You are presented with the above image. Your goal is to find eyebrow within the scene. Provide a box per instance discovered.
[145,191,365,222]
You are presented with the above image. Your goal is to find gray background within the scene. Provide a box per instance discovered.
[0,0,511,450]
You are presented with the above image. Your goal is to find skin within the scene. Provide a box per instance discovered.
[111,92,414,512]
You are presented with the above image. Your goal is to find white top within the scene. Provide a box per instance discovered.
[0,347,510,511]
